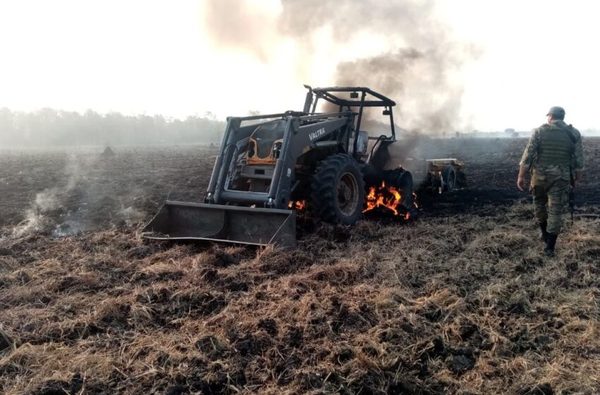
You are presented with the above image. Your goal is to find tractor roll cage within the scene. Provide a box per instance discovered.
[310,86,396,108]
[303,86,397,156]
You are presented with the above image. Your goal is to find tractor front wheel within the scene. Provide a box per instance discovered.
[311,154,365,225]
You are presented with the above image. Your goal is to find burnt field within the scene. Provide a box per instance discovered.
[1,138,600,394]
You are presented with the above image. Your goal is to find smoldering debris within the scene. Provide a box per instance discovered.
[12,190,61,238]
[117,206,146,227]
[11,156,84,238]
[7,150,152,239]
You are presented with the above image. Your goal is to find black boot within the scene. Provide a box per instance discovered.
[539,222,549,242]
[544,233,558,257]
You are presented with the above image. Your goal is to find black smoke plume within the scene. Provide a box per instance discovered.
[203,0,476,134]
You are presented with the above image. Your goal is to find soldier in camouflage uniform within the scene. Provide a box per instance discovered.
[517,106,584,256]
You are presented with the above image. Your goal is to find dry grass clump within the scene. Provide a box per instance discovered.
[1,206,600,394]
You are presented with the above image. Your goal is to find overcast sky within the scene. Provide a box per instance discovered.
[0,0,598,132]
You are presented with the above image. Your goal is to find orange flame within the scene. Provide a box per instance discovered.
[288,200,306,210]
[363,182,403,216]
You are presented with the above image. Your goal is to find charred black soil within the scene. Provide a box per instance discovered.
[1,138,599,394]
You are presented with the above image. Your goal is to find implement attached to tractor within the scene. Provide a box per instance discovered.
[143,86,415,247]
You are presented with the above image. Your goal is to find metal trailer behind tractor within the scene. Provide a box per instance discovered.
[143,86,454,247]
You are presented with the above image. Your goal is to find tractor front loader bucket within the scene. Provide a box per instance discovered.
[142,201,296,248]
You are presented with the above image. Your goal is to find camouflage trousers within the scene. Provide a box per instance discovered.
[531,177,570,235]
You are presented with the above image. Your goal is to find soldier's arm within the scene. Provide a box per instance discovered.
[517,130,538,190]
[519,129,538,168]
[517,164,528,191]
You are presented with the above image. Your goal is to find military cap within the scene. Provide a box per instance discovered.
[547,106,565,119]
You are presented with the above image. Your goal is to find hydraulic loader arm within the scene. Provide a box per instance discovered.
[206,112,355,210]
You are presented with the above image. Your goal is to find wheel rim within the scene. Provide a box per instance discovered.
[337,172,360,216]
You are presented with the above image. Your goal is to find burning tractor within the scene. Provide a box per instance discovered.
[143,86,462,247]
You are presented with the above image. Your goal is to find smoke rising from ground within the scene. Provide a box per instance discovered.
[11,156,83,237]
[203,0,475,134]
[9,152,146,239]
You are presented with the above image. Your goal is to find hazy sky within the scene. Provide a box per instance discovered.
[0,0,598,132]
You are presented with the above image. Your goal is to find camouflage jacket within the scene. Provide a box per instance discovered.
[520,120,584,182]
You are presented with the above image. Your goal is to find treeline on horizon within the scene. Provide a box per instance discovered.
[0,108,226,147]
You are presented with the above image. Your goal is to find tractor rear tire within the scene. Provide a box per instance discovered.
[311,154,365,225]
[383,168,414,209]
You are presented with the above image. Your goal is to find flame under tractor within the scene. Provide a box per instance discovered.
[143,86,462,247]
